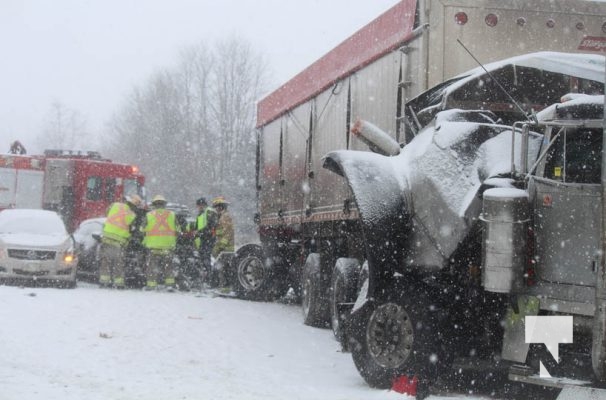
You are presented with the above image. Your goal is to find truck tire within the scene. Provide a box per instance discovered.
[302,253,329,327]
[234,245,268,300]
[233,245,289,301]
[330,257,360,344]
[349,282,448,389]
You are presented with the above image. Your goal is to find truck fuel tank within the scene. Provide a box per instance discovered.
[481,188,529,294]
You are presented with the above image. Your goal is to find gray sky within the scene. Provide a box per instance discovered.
[0,0,399,153]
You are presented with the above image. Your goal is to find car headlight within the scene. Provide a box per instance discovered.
[63,251,76,264]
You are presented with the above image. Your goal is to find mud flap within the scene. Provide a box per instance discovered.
[501,295,540,363]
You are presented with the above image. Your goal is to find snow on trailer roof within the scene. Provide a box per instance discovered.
[256,0,417,128]
[444,51,605,97]
[458,51,605,82]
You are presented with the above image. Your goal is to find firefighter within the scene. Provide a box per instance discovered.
[99,194,142,288]
[211,196,234,258]
[142,195,179,291]
[194,197,218,282]
[9,140,26,154]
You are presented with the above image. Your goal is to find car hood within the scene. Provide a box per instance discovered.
[0,233,70,248]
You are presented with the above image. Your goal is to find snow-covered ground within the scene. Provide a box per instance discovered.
[0,283,499,400]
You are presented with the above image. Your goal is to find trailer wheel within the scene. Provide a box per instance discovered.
[233,245,269,300]
[330,258,360,344]
[233,245,288,301]
[349,283,448,389]
[302,253,329,327]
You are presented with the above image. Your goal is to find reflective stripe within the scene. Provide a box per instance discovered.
[146,280,157,288]
[114,276,125,286]
[103,202,135,243]
[147,210,173,236]
[164,277,175,285]
[143,208,177,250]
[106,204,130,230]
[99,274,111,283]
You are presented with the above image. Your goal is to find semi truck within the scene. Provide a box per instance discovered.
[228,0,606,395]
[0,149,145,231]
[328,74,606,397]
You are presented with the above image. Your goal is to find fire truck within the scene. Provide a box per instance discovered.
[0,149,145,232]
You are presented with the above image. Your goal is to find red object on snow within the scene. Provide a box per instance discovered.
[392,375,418,396]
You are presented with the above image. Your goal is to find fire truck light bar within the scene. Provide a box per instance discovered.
[44,149,102,159]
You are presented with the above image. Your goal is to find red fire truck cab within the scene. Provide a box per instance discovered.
[0,149,145,232]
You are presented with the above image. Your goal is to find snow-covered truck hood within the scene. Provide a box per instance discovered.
[324,110,542,285]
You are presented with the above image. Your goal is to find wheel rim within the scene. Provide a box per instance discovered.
[237,255,265,291]
[366,302,414,369]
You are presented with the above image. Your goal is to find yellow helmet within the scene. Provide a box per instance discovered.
[212,196,230,207]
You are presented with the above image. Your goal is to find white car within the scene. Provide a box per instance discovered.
[72,217,105,281]
[0,209,77,288]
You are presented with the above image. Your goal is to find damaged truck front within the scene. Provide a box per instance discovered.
[324,57,606,393]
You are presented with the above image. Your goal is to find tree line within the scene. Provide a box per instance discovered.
[38,37,270,243]
[109,37,268,242]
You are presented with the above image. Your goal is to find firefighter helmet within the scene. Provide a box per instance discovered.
[212,196,230,207]
[151,194,167,205]
[126,194,142,207]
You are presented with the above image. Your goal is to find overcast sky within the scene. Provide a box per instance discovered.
[0,0,400,153]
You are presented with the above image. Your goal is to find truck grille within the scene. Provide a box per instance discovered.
[8,249,56,260]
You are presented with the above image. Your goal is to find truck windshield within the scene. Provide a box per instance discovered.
[544,128,602,184]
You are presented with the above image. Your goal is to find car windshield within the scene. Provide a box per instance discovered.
[0,210,67,236]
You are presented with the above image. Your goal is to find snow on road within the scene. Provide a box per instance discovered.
[0,283,496,400]
[0,284,402,400]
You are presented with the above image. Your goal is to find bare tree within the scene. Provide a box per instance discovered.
[37,100,89,151]
[105,37,269,241]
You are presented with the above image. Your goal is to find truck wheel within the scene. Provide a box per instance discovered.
[302,253,329,327]
[330,258,360,344]
[233,245,288,301]
[350,284,447,389]
[233,245,269,300]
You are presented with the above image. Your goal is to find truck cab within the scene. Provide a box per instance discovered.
[496,95,606,387]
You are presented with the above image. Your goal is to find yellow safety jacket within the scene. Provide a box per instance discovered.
[103,202,135,245]
[194,207,216,249]
[212,211,234,257]
[143,208,178,250]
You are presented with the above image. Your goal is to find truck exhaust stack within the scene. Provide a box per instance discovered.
[350,119,400,156]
